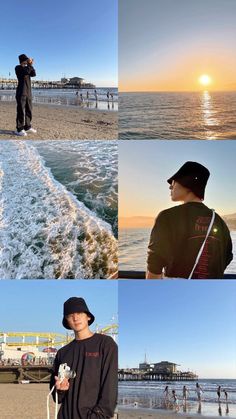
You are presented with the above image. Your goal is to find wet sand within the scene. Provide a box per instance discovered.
[119,407,225,418]
[0,101,117,140]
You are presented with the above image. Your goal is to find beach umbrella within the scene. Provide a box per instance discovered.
[21,352,35,362]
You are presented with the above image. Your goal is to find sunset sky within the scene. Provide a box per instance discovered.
[119,0,236,92]
[119,141,236,228]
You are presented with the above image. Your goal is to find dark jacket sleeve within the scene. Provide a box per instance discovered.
[88,338,118,418]
[15,65,36,78]
[147,211,170,274]
[50,352,67,404]
[225,225,233,268]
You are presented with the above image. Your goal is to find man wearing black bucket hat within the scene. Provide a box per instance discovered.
[14,54,37,136]
[50,297,117,418]
[147,161,233,279]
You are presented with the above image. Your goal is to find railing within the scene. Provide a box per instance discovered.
[118,271,236,279]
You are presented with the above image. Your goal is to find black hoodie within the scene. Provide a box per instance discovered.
[148,202,233,279]
[15,64,36,97]
[50,333,118,419]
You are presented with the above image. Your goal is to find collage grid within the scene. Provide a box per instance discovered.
[0,1,236,418]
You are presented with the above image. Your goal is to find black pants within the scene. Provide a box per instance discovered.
[16,95,32,132]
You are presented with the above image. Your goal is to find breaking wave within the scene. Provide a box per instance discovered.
[0,141,117,279]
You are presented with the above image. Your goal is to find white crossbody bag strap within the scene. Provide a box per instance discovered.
[188,209,215,280]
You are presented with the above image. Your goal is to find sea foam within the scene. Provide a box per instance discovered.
[0,141,117,279]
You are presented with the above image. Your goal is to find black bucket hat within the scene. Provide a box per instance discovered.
[18,54,29,63]
[167,161,210,199]
[62,297,95,330]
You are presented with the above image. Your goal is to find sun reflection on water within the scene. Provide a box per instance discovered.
[201,91,219,140]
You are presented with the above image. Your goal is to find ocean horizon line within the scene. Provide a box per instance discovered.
[120,90,236,94]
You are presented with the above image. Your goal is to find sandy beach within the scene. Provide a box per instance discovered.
[0,383,55,418]
[0,101,117,140]
[0,383,118,418]
[119,407,228,418]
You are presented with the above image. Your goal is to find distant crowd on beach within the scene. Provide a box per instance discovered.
[163,383,229,405]
[75,89,114,103]
[159,383,230,415]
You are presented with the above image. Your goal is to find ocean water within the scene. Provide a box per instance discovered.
[119,91,236,139]
[0,141,117,279]
[0,87,118,111]
[119,228,236,275]
[119,380,236,417]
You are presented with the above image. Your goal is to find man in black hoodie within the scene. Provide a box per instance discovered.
[15,53,37,136]
[147,162,233,279]
[50,297,118,418]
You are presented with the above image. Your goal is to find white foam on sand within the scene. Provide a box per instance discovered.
[0,141,117,279]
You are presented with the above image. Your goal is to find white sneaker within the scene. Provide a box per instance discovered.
[15,130,27,136]
[25,127,37,133]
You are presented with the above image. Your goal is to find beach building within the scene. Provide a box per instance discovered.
[65,77,96,89]
[139,361,178,373]
[153,361,178,374]
[68,77,84,86]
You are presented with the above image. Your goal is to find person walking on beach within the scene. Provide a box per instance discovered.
[15,54,37,136]
[195,383,203,401]
[147,161,233,279]
[171,390,179,411]
[183,385,190,402]
[163,385,169,399]
[107,91,110,101]
[50,297,118,419]
[217,385,221,401]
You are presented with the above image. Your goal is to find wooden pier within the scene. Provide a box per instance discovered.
[118,369,198,382]
[0,365,52,383]
[0,79,95,90]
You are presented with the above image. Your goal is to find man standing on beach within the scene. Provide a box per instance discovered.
[147,161,233,279]
[15,54,37,136]
[50,297,118,419]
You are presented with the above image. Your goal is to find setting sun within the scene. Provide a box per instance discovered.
[199,74,212,87]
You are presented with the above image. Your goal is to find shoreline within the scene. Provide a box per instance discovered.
[119,406,231,418]
[0,101,117,140]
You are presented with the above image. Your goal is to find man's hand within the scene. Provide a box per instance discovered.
[55,376,70,391]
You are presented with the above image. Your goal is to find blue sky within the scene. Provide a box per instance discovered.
[0,281,117,334]
[0,0,117,86]
[119,140,236,217]
[119,281,236,378]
